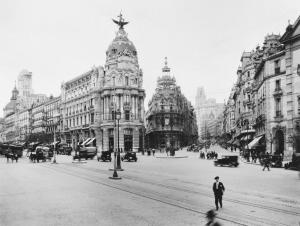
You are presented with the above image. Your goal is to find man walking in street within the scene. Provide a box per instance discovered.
[213,176,225,211]
[205,209,222,226]
[263,152,271,171]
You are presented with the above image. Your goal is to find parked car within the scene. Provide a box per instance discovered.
[121,152,137,162]
[214,154,239,167]
[270,154,283,168]
[97,151,112,162]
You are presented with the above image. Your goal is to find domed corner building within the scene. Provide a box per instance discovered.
[95,14,146,153]
[145,58,198,150]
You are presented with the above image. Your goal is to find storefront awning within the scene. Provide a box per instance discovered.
[241,135,252,141]
[248,135,264,149]
[85,138,95,146]
[232,139,240,146]
[227,138,234,144]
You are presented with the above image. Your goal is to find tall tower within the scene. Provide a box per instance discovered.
[195,86,206,108]
[98,13,145,152]
[17,70,33,98]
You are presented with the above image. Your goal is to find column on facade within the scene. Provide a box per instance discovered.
[119,126,124,151]
[95,127,102,152]
[132,126,139,152]
[135,96,138,120]
[131,95,134,119]
[103,128,109,152]
[101,97,104,121]
[120,95,124,119]
[105,96,108,120]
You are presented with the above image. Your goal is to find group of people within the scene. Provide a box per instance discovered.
[200,150,218,160]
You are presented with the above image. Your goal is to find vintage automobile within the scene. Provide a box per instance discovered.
[32,146,53,162]
[97,151,112,162]
[73,138,97,160]
[214,154,239,167]
[121,152,137,162]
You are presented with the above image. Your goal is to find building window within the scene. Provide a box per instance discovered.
[111,111,115,120]
[125,77,129,86]
[125,110,130,120]
[275,97,282,117]
[275,79,281,90]
[247,71,250,78]
[91,113,94,124]
[298,96,300,115]
[275,60,280,74]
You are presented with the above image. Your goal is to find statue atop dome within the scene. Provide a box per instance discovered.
[112,12,129,30]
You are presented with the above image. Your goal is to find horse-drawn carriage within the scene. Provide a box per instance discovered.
[29,146,53,163]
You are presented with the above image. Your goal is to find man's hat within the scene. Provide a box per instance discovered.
[206,209,216,218]
[214,176,219,180]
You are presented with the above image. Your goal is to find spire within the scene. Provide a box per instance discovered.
[112,12,129,30]
[162,57,170,72]
[11,83,19,100]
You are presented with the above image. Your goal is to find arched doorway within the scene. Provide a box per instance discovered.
[274,130,284,155]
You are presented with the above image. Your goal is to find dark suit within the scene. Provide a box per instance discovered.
[213,181,225,209]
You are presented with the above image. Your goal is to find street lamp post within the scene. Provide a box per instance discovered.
[269,132,273,155]
[52,128,57,164]
[109,109,122,179]
[115,109,123,170]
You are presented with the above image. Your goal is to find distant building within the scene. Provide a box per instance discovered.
[17,70,48,109]
[0,118,5,142]
[195,87,223,140]
[145,58,198,149]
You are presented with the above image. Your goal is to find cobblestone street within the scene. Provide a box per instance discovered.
[1,148,299,226]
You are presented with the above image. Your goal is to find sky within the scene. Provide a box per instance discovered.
[0,0,299,117]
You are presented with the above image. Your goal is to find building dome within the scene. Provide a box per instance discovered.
[4,101,14,110]
[106,29,137,59]
[106,14,137,62]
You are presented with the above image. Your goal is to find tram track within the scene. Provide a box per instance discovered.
[52,162,300,217]
[40,163,296,226]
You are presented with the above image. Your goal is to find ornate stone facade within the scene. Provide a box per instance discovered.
[96,17,145,152]
[145,58,198,149]
[60,14,145,152]
[222,16,300,160]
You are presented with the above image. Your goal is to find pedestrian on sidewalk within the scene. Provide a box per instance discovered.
[205,209,222,226]
[212,176,225,211]
[262,152,271,171]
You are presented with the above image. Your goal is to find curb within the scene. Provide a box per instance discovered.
[155,156,188,159]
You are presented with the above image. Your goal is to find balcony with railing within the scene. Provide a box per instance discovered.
[275,67,280,75]
[273,87,283,96]
[243,99,252,106]
[274,110,283,122]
